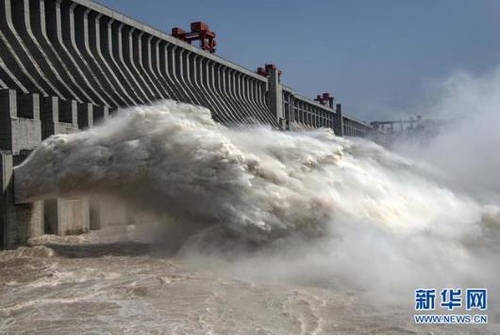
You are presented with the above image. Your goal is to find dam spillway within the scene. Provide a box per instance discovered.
[0,0,373,249]
[0,0,373,136]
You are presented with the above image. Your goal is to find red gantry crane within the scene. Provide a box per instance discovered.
[314,93,334,108]
[171,21,217,53]
[256,64,282,79]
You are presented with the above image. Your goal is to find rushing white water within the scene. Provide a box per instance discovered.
[7,73,500,332]
[14,99,500,286]
[14,100,497,237]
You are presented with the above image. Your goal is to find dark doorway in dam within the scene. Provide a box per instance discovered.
[0,210,5,250]
[44,199,57,235]
[89,202,101,231]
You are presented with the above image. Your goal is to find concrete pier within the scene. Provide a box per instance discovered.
[1,152,43,249]
[44,198,89,236]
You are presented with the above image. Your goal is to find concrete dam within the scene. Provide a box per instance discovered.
[0,0,374,249]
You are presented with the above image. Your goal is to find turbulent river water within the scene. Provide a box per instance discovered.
[2,85,500,333]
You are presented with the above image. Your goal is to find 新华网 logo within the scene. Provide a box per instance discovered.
[414,288,488,324]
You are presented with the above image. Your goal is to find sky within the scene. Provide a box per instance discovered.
[96,0,500,121]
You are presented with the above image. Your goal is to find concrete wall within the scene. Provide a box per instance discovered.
[283,87,372,137]
[0,0,372,135]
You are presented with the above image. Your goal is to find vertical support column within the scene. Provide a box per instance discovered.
[289,95,295,124]
[0,152,13,249]
[335,103,344,137]
[267,67,284,129]
[1,152,43,249]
